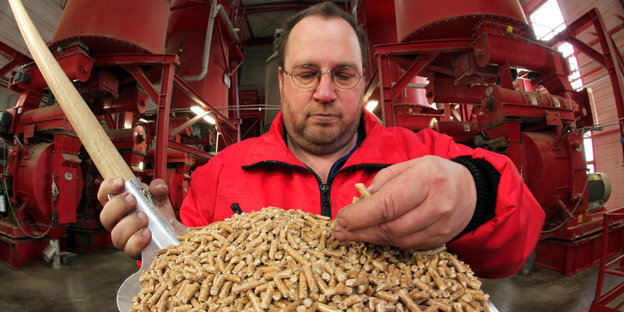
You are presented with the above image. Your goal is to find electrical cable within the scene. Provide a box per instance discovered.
[582,116,624,133]
[541,176,589,234]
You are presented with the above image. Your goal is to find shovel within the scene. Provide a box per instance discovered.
[8,0,187,310]
[113,178,187,311]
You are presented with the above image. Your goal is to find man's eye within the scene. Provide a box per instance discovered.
[334,70,355,81]
[334,73,353,80]
[296,71,318,80]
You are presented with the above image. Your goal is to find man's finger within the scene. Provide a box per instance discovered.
[110,211,148,250]
[124,228,151,260]
[333,200,436,244]
[149,178,169,202]
[99,193,136,231]
[97,177,124,204]
[334,213,451,250]
[335,171,428,232]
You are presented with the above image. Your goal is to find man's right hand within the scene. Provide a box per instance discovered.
[97,178,175,259]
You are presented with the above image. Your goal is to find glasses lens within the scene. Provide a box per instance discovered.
[288,66,362,89]
[292,66,319,88]
[332,67,360,89]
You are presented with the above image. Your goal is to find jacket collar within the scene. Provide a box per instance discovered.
[241,110,407,168]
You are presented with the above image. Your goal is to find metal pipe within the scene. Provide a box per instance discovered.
[181,0,218,82]
[181,2,239,82]
[217,4,240,42]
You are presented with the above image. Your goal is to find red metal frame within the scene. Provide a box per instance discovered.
[94,53,239,178]
[0,41,31,79]
[172,75,237,131]
[153,63,176,179]
[548,8,624,160]
[590,206,624,312]
[167,140,214,160]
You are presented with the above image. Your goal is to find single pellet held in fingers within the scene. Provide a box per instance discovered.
[132,199,489,311]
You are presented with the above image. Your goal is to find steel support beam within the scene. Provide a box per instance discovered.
[154,63,176,179]
[168,139,213,160]
[173,75,237,131]
[391,53,438,100]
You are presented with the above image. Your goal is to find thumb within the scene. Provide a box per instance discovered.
[149,178,170,202]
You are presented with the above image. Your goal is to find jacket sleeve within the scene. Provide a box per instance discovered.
[179,156,224,227]
[444,140,545,278]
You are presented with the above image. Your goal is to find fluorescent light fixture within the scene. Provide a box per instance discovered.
[365,100,378,113]
[190,105,216,124]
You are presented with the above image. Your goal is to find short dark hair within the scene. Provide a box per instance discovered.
[276,1,368,69]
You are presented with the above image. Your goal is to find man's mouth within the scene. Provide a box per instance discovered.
[309,114,338,121]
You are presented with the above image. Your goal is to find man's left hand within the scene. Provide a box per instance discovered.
[333,155,477,250]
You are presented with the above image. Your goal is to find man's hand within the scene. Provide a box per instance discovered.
[97,178,175,259]
[333,155,477,250]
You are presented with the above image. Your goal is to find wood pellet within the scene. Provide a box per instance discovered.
[130,206,490,312]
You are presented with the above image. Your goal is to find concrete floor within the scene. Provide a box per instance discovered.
[0,248,622,312]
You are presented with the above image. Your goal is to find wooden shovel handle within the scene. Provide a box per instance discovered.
[9,0,135,181]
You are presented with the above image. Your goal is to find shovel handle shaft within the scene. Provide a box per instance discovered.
[9,0,135,181]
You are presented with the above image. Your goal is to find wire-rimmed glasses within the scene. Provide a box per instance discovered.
[282,65,363,90]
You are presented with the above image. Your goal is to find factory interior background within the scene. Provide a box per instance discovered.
[0,0,623,311]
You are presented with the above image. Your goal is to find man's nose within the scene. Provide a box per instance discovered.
[313,71,337,102]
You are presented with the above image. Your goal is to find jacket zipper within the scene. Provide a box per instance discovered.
[242,161,391,218]
[243,160,332,217]
[319,183,331,217]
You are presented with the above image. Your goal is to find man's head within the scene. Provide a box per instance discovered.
[277,2,368,156]
[276,2,368,69]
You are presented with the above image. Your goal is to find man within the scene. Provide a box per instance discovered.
[99,2,544,278]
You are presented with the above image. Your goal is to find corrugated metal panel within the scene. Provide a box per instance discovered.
[0,1,62,77]
[593,135,624,210]
[557,0,624,210]
[560,0,623,29]
[591,79,619,132]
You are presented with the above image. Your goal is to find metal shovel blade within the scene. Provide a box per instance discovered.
[116,178,188,312]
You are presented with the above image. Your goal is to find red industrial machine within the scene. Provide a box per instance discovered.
[0,0,249,268]
[356,0,619,275]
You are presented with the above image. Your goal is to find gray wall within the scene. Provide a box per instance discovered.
[239,45,275,90]
[0,87,16,111]
[240,44,281,131]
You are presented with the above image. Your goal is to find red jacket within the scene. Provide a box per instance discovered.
[180,111,544,278]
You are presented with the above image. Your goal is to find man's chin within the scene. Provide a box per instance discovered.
[304,128,340,144]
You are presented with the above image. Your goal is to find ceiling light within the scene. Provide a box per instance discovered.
[190,106,216,125]
[365,100,378,113]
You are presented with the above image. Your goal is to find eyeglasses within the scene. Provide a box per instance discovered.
[282,65,363,90]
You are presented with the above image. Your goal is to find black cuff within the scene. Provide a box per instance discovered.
[451,156,500,236]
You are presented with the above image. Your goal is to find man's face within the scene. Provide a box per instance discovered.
[278,16,365,155]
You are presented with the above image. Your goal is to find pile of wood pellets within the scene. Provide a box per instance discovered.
[131,207,490,312]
